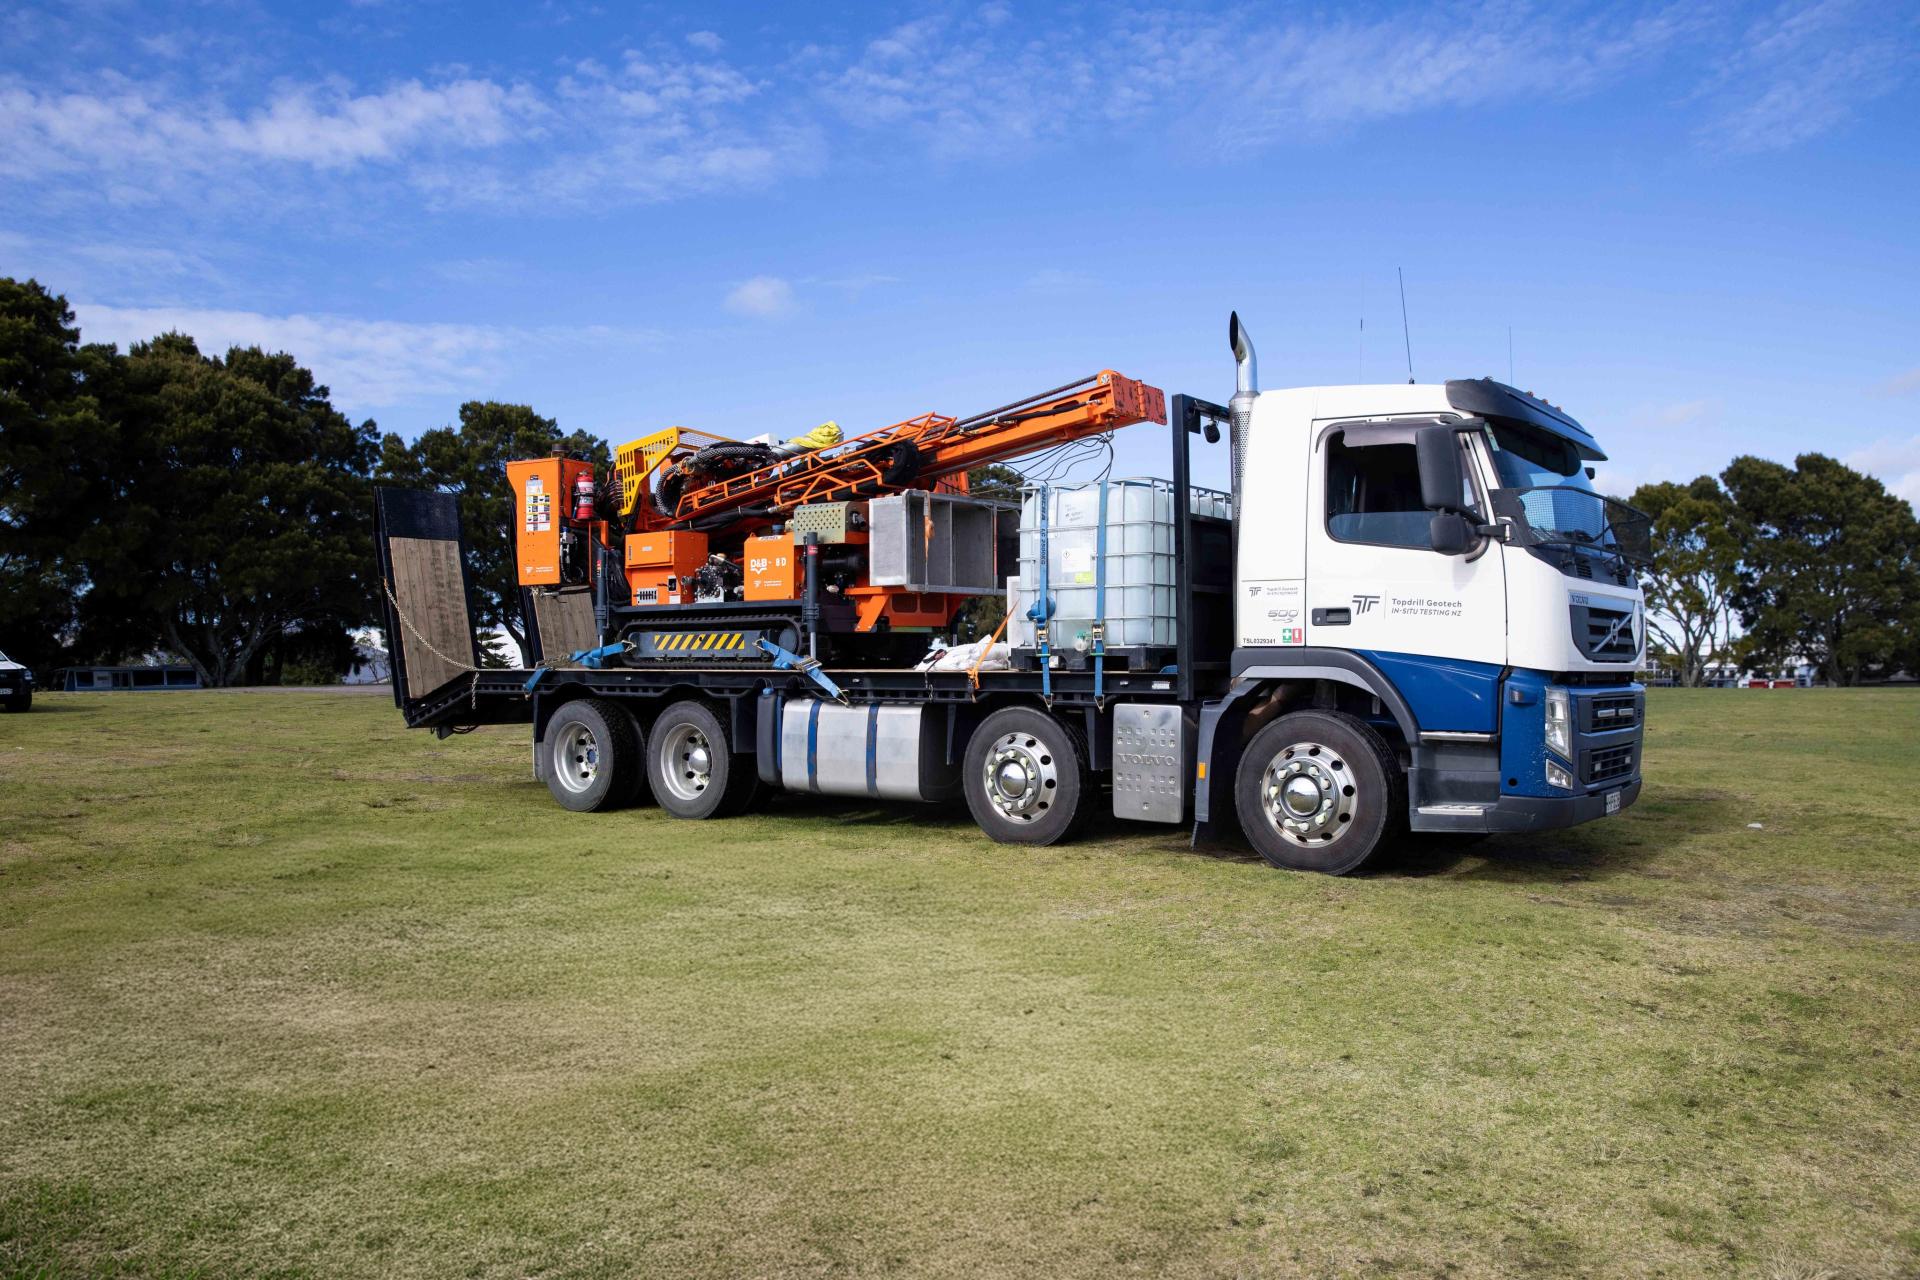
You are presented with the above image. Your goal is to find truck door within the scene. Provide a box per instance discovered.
[1304,421,1506,692]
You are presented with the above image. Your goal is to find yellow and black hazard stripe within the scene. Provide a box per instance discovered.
[645,631,750,654]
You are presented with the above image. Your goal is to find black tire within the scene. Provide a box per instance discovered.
[3,688,28,713]
[542,698,646,813]
[1233,710,1404,875]
[962,706,1095,846]
[646,699,758,820]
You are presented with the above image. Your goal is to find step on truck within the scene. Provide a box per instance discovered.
[375,314,1651,874]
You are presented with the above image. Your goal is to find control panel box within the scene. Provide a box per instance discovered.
[744,532,797,601]
[507,457,596,586]
[625,530,709,605]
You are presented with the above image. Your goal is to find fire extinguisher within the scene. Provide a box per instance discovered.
[572,472,595,521]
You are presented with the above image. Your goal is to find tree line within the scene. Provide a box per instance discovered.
[4,275,1917,686]
[1629,461,1919,686]
[0,278,601,684]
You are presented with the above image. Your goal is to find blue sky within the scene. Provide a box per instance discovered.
[3,0,1917,501]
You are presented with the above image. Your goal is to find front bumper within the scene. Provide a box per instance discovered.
[1416,777,1642,833]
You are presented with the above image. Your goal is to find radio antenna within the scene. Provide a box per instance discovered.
[1397,267,1414,383]
[1508,325,1514,384]
[1358,281,1365,382]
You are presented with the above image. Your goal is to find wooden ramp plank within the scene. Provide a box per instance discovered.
[531,587,600,666]
[389,535,473,695]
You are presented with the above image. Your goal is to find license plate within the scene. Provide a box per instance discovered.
[1604,790,1621,815]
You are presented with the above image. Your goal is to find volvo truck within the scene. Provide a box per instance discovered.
[375,314,1650,874]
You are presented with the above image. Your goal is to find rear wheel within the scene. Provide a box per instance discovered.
[1234,710,1402,875]
[647,699,759,820]
[962,706,1094,846]
[542,698,646,812]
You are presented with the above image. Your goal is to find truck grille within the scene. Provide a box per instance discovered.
[1587,692,1637,732]
[1571,601,1638,662]
[1585,744,1635,784]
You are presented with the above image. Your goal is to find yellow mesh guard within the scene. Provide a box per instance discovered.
[613,426,736,517]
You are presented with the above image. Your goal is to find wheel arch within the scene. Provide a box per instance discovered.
[1193,649,1420,836]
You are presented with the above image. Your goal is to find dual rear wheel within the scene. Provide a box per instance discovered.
[541,697,757,818]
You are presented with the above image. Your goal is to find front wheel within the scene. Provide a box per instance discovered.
[1233,710,1403,875]
[962,706,1094,846]
[3,688,28,713]
[647,699,759,820]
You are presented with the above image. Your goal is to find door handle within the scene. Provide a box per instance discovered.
[1312,607,1351,625]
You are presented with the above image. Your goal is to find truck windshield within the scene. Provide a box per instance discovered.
[1486,422,1592,492]
[1483,422,1650,565]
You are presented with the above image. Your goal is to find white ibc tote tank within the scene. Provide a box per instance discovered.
[1008,478,1230,651]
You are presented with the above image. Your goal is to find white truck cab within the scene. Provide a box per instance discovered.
[1193,319,1648,870]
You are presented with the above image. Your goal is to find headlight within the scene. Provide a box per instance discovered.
[1546,759,1574,790]
[1544,685,1571,758]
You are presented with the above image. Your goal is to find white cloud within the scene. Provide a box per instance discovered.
[70,303,662,410]
[6,0,1899,223]
[1844,436,1920,506]
[0,77,538,177]
[0,53,813,211]
[821,4,1697,160]
[1692,1,1912,154]
[723,276,796,318]
[0,230,227,293]
[1877,367,1920,397]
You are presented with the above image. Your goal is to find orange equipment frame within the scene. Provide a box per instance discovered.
[642,371,1165,530]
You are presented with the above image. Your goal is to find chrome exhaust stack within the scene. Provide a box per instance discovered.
[1228,311,1257,510]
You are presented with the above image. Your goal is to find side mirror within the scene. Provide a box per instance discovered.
[1429,511,1475,555]
[1415,425,1465,512]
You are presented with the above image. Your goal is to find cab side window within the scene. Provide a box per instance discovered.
[1326,433,1478,549]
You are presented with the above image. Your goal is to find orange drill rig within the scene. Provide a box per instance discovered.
[506,370,1166,667]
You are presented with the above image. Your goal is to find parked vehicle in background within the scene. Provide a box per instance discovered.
[0,650,32,712]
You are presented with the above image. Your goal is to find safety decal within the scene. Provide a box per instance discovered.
[1244,579,1306,646]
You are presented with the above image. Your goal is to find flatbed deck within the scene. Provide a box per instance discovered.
[398,661,1201,733]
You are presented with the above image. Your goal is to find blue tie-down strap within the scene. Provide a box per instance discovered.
[755,638,849,704]
[523,640,632,695]
[570,641,630,668]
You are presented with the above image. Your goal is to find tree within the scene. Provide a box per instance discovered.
[1721,453,1920,686]
[0,278,106,674]
[80,334,379,686]
[1628,476,1743,686]
[376,402,608,666]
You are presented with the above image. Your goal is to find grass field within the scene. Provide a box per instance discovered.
[0,688,1916,1278]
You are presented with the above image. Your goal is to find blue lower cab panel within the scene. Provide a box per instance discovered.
[1354,650,1504,734]
[1500,670,1643,800]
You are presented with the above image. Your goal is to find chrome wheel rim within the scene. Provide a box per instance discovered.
[983,730,1058,823]
[659,722,714,802]
[552,723,600,794]
[1260,740,1357,848]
